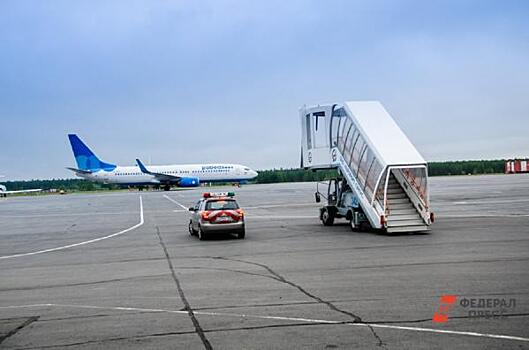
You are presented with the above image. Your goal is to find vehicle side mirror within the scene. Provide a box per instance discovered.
[188,207,195,212]
[315,192,321,203]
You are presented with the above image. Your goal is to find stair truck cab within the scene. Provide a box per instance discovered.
[315,176,372,230]
[301,101,434,233]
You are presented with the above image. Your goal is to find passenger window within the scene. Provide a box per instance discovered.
[305,114,312,149]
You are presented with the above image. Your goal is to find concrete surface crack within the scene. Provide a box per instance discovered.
[175,266,281,282]
[14,330,197,349]
[213,256,386,348]
[0,274,169,292]
[155,226,213,350]
[0,316,39,345]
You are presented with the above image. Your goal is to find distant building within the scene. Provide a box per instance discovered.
[505,159,529,174]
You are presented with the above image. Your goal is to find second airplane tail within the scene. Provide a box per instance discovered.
[68,134,116,172]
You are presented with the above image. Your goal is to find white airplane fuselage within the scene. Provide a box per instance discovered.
[76,163,258,186]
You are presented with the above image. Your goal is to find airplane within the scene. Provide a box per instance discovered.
[66,134,258,190]
[0,176,42,197]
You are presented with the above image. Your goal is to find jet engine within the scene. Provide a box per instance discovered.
[178,177,200,187]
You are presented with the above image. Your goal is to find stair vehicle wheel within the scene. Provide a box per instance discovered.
[237,230,245,239]
[321,208,335,226]
[350,218,358,231]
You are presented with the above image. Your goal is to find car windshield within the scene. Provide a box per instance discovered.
[205,200,239,210]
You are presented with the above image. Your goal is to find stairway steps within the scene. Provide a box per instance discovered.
[388,203,414,209]
[387,225,429,233]
[387,193,406,199]
[387,219,426,227]
[389,208,417,215]
[387,198,409,204]
[387,214,421,221]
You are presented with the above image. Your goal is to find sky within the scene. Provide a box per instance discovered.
[1,0,528,180]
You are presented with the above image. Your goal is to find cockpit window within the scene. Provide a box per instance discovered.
[244,167,250,171]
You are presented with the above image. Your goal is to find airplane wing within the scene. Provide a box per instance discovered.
[136,159,181,183]
[1,175,41,195]
[2,189,42,194]
[66,167,93,175]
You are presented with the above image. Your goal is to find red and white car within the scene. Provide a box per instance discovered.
[188,192,245,240]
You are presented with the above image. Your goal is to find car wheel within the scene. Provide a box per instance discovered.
[189,221,196,236]
[321,208,334,226]
[198,226,206,240]
[237,230,245,239]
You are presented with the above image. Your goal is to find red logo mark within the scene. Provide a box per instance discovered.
[432,295,457,323]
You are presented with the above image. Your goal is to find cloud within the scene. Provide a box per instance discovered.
[0,0,528,179]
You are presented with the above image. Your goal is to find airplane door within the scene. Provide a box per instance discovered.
[313,111,328,148]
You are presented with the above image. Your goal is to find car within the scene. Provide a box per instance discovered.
[188,192,245,240]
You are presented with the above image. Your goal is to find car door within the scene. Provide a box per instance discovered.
[192,200,201,230]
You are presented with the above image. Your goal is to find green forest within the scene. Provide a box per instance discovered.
[2,160,507,192]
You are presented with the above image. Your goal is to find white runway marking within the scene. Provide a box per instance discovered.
[163,194,188,210]
[441,214,529,218]
[360,323,529,343]
[453,198,529,205]
[1,303,528,343]
[0,197,144,260]
[246,215,315,219]
[244,203,319,209]
[0,212,138,219]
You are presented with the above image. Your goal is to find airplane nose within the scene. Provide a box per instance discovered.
[251,170,258,177]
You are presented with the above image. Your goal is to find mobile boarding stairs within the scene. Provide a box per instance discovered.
[301,101,433,233]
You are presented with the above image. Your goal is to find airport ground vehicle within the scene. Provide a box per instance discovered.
[188,192,245,240]
[301,101,433,233]
[505,159,529,174]
[315,176,371,231]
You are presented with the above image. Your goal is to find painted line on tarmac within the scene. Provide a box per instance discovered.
[0,197,144,260]
[0,212,138,218]
[1,303,528,343]
[244,203,319,209]
[441,214,529,218]
[453,198,529,205]
[357,323,529,342]
[170,210,313,218]
[163,195,188,210]
[246,215,315,219]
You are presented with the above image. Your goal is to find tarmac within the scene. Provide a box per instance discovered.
[0,174,528,349]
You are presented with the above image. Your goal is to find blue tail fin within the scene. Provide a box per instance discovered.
[68,134,116,171]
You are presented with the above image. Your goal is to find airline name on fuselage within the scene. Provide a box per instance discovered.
[201,165,234,170]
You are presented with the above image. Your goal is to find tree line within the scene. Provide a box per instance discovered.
[2,160,507,191]
[256,160,506,183]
